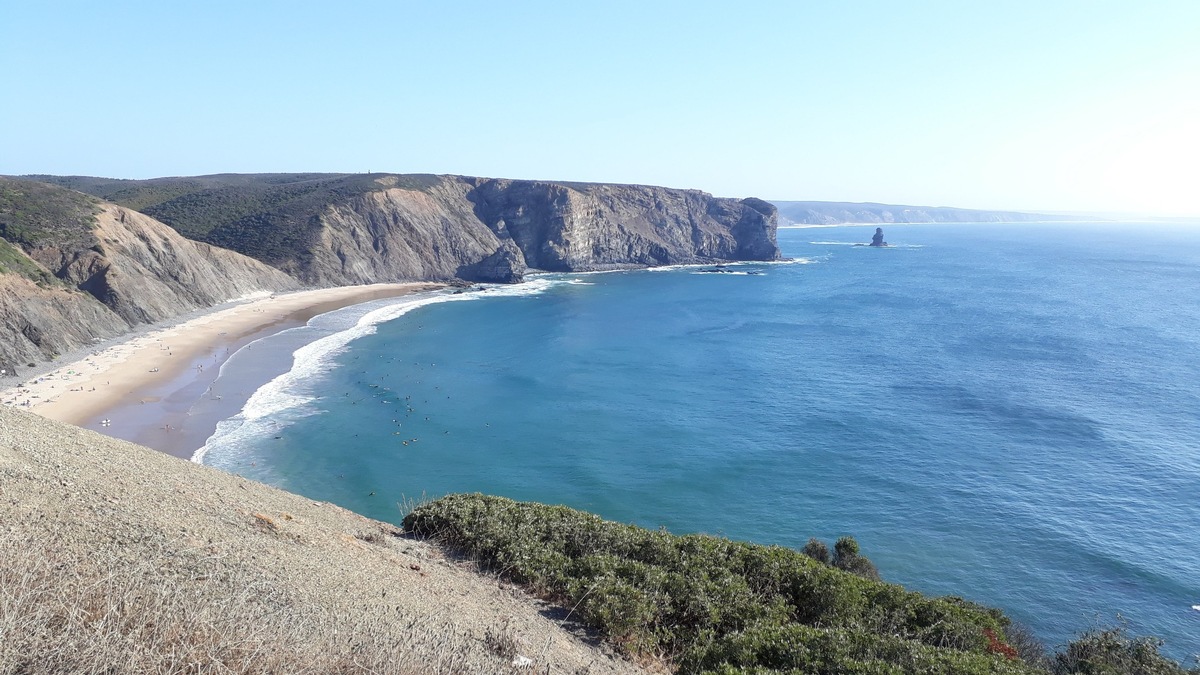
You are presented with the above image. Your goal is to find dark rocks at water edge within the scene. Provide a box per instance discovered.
[870,227,888,247]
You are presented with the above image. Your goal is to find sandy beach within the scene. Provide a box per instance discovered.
[1,282,443,458]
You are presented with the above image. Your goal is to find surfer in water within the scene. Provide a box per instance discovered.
[869,227,888,247]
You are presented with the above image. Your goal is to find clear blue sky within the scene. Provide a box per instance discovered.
[3,1,1197,215]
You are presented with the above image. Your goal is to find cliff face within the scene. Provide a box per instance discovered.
[466,180,780,273]
[32,204,299,325]
[33,174,781,287]
[307,178,516,286]
[2,173,781,373]
[0,195,298,375]
[298,176,780,286]
[0,275,128,376]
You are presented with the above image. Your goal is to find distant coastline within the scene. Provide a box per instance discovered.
[776,219,1105,229]
[770,200,1089,225]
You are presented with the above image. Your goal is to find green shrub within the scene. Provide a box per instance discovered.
[691,621,1035,675]
[802,538,831,565]
[1053,625,1199,675]
[403,494,1033,674]
[834,536,882,580]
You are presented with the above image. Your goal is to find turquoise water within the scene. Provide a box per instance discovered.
[201,223,1200,660]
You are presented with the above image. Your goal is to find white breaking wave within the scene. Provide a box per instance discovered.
[809,241,925,248]
[193,280,578,464]
[531,268,631,277]
[646,258,818,273]
[757,257,820,265]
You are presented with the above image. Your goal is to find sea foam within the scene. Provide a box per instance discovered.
[194,280,577,464]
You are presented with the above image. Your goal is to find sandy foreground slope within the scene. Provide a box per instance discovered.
[0,405,645,674]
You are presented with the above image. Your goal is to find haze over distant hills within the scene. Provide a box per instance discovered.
[771,201,1085,225]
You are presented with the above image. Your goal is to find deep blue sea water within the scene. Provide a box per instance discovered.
[200,223,1200,660]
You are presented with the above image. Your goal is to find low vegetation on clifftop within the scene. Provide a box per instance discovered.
[405,494,1198,675]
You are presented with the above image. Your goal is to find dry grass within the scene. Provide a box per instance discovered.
[0,531,518,674]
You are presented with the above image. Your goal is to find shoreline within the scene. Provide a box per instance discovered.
[0,283,444,459]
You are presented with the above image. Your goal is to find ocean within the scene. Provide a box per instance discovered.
[198,222,1200,660]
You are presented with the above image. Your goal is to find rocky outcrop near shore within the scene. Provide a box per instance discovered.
[308,178,519,285]
[466,179,780,274]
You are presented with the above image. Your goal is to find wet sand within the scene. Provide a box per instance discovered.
[1,283,443,459]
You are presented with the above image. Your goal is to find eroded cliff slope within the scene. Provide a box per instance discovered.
[0,178,298,375]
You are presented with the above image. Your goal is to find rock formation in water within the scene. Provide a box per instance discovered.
[869,227,887,247]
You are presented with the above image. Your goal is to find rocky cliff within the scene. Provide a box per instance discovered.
[0,178,298,375]
[466,179,779,276]
[36,173,781,286]
[3,174,780,374]
[308,177,779,286]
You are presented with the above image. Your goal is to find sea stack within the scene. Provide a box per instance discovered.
[869,227,888,247]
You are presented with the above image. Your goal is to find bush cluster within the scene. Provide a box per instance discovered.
[1052,626,1198,675]
[801,536,881,580]
[405,494,1199,674]
[403,494,1034,674]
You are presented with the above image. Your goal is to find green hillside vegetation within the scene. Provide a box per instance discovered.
[30,173,442,269]
[404,494,1197,675]
[0,177,99,250]
[0,238,58,285]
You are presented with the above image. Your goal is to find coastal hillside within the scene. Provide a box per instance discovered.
[772,200,1077,225]
[0,404,639,673]
[1,174,779,377]
[32,173,781,286]
[0,177,298,377]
